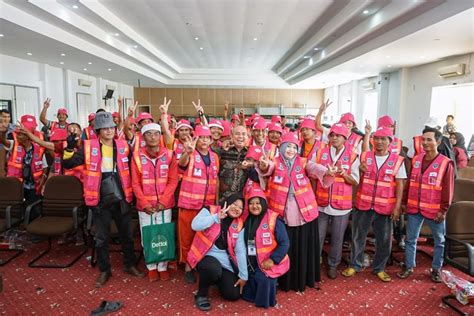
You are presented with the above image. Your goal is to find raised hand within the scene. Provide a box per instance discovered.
[319,99,332,112]
[117,96,123,107]
[192,99,204,115]
[219,202,229,219]
[43,98,51,109]
[364,120,372,135]
[159,97,172,115]
[183,135,197,153]
[259,152,270,171]
[224,103,229,112]
[128,101,138,117]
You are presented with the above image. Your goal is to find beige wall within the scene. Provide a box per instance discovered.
[134,87,323,117]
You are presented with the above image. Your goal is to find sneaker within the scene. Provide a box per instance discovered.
[185,271,196,284]
[148,270,158,282]
[327,267,337,280]
[376,271,392,282]
[430,269,442,283]
[159,270,170,281]
[342,267,357,277]
[396,264,413,279]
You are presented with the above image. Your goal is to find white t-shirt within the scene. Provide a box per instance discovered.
[374,154,407,179]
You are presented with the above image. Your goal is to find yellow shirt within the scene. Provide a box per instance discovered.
[101,144,114,172]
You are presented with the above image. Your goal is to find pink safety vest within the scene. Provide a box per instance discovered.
[407,153,452,219]
[84,126,98,140]
[82,139,133,206]
[346,132,363,149]
[355,151,404,215]
[187,205,243,269]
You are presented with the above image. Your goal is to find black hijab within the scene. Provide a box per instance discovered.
[244,197,268,242]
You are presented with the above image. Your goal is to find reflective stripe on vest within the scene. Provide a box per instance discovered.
[316,146,356,210]
[267,156,319,222]
[178,151,219,210]
[188,205,243,269]
[355,151,404,215]
[83,139,133,206]
[407,153,451,219]
[85,126,97,140]
[413,135,424,156]
[133,148,174,210]
[255,210,290,278]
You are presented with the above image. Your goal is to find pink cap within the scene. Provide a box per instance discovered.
[208,119,224,130]
[50,128,68,141]
[339,112,356,125]
[221,120,231,137]
[112,111,120,118]
[329,123,349,138]
[129,117,136,125]
[246,146,264,161]
[195,117,201,125]
[247,186,267,201]
[372,126,393,139]
[268,122,283,134]
[280,132,299,146]
[271,115,282,123]
[57,108,68,116]
[244,118,251,127]
[20,115,37,132]
[231,114,240,121]
[300,118,316,131]
[252,119,267,130]
[176,119,192,130]
[194,125,212,137]
[136,112,154,123]
[88,113,96,122]
[377,115,394,128]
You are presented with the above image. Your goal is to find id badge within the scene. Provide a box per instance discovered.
[428,176,437,185]
[248,240,256,256]
[193,168,202,177]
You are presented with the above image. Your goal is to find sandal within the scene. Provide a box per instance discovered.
[91,301,123,316]
[195,295,211,311]
[342,267,357,277]
[376,271,392,282]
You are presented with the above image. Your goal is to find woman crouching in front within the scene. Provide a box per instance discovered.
[188,193,247,311]
[242,187,290,308]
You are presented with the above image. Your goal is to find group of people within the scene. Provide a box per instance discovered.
[0,96,464,310]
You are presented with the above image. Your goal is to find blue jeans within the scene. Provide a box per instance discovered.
[404,212,445,270]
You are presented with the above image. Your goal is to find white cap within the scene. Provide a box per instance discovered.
[424,116,442,129]
[141,123,161,135]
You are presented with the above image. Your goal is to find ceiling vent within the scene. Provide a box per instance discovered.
[362,82,376,90]
[437,63,466,78]
[78,79,92,87]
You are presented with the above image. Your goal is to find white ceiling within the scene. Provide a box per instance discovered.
[0,0,473,88]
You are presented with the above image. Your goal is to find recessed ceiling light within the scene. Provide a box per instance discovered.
[313,47,319,51]
[132,45,138,48]
[0,34,4,37]
[114,33,120,37]
[83,68,87,71]
[199,47,204,50]
[107,68,112,71]
[253,37,258,41]
[26,52,32,56]
[60,53,66,56]
[60,62,64,65]
[87,62,92,65]
[72,5,78,9]
[194,37,199,40]
[303,56,310,59]
[363,10,369,14]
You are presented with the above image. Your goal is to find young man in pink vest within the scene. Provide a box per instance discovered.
[63,112,145,287]
[250,119,277,159]
[131,123,178,282]
[177,125,219,284]
[397,127,454,283]
[342,127,406,282]
[39,98,69,139]
[316,123,359,280]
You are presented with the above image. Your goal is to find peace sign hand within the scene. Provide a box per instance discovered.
[320,99,332,112]
[192,99,204,115]
[43,98,51,109]
[364,120,372,135]
[183,135,197,153]
[160,97,172,115]
[326,164,338,177]
[219,202,229,219]
[259,152,270,171]
[128,101,139,117]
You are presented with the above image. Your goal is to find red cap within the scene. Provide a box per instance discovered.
[300,118,316,131]
[271,115,282,124]
[195,117,201,125]
[252,119,267,130]
[329,123,349,139]
[377,115,394,128]
[231,114,240,121]
[280,132,299,146]
[246,146,264,161]
[88,113,96,122]
[194,125,212,137]
[221,120,231,137]
[244,118,251,127]
[136,112,154,123]
[372,126,393,139]
[247,186,267,201]
[176,119,192,130]
[129,117,136,125]
[339,112,356,126]
[112,112,120,118]
[268,122,283,134]
[57,108,68,116]
[208,119,224,130]
[49,128,68,141]
[20,115,37,132]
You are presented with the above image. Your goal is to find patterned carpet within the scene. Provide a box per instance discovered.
[1,240,473,315]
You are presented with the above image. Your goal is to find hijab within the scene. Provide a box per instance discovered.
[279,141,299,195]
[244,197,268,242]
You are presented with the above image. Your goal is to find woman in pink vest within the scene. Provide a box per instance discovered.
[242,187,290,309]
[189,193,247,311]
[258,132,335,292]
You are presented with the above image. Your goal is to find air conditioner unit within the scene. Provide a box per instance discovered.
[437,64,466,78]
[362,82,375,90]
[78,79,92,87]
[105,85,116,91]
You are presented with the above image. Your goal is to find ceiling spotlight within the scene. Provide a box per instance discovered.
[60,53,66,56]
[253,37,258,41]
[83,68,87,71]
[107,68,112,71]
[303,56,310,59]
[313,47,319,51]
[194,37,199,40]
[72,5,78,9]
[363,10,369,14]
[132,45,138,48]
[88,62,92,65]
[27,52,32,56]
[0,34,4,37]
[199,47,204,50]
[114,33,120,37]
[60,62,64,65]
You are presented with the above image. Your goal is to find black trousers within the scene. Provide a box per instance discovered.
[92,202,136,272]
[197,255,240,301]
[24,188,41,221]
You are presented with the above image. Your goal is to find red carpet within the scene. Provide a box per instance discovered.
[1,241,473,315]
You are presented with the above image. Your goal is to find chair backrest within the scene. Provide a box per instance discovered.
[453,178,474,203]
[42,176,84,217]
[458,167,474,180]
[446,201,474,258]
[467,158,474,167]
[0,177,24,218]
